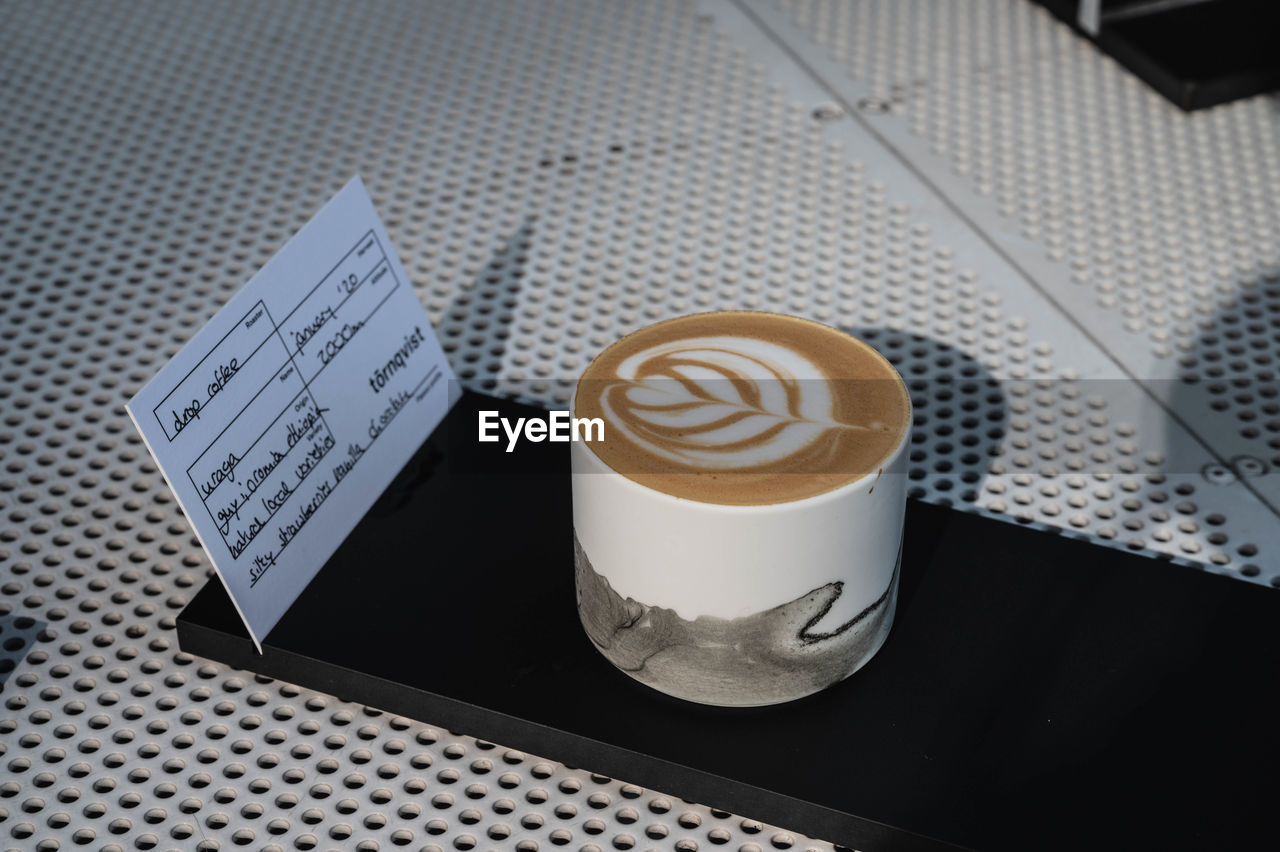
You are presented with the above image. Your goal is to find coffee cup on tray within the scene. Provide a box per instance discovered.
[571,311,911,707]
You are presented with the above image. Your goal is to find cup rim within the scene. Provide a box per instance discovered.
[570,309,913,510]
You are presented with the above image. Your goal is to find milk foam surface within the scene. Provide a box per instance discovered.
[574,312,910,505]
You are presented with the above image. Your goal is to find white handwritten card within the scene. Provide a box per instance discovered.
[127,177,459,650]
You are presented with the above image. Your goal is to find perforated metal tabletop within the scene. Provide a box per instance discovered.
[2,1,1278,850]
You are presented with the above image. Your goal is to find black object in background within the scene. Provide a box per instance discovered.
[179,391,1280,851]
[1035,0,1280,109]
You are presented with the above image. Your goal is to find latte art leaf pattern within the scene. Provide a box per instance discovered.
[602,336,874,470]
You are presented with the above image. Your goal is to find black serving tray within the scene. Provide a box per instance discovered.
[179,391,1280,852]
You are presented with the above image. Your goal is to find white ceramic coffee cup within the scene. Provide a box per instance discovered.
[571,317,911,707]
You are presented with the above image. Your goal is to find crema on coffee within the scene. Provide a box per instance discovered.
[574,312,910,505]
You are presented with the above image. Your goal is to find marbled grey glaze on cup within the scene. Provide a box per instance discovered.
[574,531,902,706]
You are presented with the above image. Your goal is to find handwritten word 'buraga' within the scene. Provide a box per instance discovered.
[199,451,241,499]
[171,399,202,436]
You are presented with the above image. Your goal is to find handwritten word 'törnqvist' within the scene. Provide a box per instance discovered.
[368,326,425,393]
